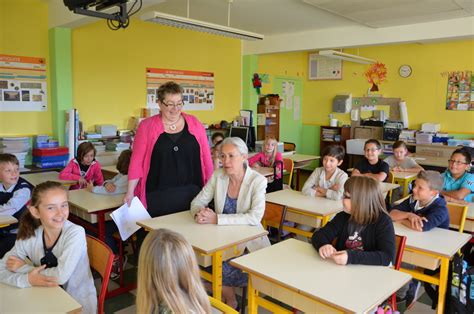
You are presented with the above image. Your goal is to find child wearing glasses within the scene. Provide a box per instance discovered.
[352,139,390,182]
[441,148,474,203]
[311,176,395,266]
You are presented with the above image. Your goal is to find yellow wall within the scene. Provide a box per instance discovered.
[72,19,242,131]
[258,39,474,133]
[0,0,51,136]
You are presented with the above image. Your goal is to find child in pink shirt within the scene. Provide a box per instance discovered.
[248,136,283,179]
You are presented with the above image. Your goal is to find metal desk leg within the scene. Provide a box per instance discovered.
[437,257,449,314]
[247,277,258,314]
[212,250,223,301]
[321,216,330,227]
[97,212,106,242]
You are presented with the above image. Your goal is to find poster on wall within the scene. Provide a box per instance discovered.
[0,54,47,112]
[146,68,214,111]
[445,71,473,111]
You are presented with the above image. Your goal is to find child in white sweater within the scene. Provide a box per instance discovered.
[0,181,97,314]
[87,149,131,195]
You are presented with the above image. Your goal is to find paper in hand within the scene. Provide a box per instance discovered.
[110,197,151,241]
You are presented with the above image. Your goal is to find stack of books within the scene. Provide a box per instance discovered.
[34,135,59,148]
[32,147,69,168]
[399,130,416,143]
[322,128,338,142]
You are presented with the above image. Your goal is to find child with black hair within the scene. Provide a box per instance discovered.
[441,148,473,203]
[352,139,390,182]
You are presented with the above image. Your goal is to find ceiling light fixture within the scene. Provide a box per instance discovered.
[141,0,263,41]
[319,50,376,64]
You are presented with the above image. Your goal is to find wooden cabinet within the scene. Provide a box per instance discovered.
[320,126,351,169]
[257,95,280,141]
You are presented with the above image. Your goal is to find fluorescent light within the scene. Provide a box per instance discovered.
[141,11,264,41]
[319,50,376,64]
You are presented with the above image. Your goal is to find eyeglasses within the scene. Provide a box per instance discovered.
[161,101,184,109]
[448,159,469,166]
[365,148,379,152]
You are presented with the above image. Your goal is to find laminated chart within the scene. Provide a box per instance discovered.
[146,68,214,111]
[0,54,47,111]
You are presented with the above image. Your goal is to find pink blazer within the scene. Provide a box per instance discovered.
[59,159,104,190]
[128,113,213,208]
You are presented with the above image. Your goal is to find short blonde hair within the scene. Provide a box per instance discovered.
[344,176,387,225]
[136,229,211,313]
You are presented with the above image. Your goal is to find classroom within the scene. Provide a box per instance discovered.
[0,0,473,313]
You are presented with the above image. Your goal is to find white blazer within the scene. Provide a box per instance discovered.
[190,166,270,251]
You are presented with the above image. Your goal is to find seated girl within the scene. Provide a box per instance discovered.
[312,176,395,266]
[190,137,271,308]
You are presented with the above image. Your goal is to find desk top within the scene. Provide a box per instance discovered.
[255,167,273,177]
[0,283,82,313]
[467,202,474,220]
[22,171,76,186]
[68,189,124,213]
[287,154,320,163]
[394,223,471,258]
[411,154,448,168]
[380,182,400,193]
[101,165,118,173]
[231,239,411,313]
[0,215,17,226]
[392,171,418,180]
[137,211,268,255]
[266,189,343,216]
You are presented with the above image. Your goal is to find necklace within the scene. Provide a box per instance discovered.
[163,116,181,131]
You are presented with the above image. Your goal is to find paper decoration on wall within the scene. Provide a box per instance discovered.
[445,71,473,111]
[0,54,47,112]
[365,62,387,92]
[308,53,342,80]
[146,68,214,111]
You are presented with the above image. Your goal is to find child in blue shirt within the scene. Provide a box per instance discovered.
[390,170,449,231]
[441,148,474,203]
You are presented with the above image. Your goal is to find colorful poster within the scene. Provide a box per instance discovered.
[445,71,473,111]
[146,68,214,111]
[0,54,47,112]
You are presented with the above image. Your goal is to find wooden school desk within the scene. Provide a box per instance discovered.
[230,239,411,314]
[411,154,448,169]
[392,171,417,197]
[394,223,472,314]
[21,171,76,186]
[286,154,321,189]
[265,189,343,238]
[0,283,82,313]
[101,165,118,180]
[137,211,268,301]
[465,202,474,232]
[0,215,17,228]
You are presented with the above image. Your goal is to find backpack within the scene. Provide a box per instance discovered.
[446,252,474,313]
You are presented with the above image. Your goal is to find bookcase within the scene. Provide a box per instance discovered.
[257,95,280,141]
[320,126,351,169]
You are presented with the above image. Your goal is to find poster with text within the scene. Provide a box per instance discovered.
[146,68,214,111]
[0,54,47,112]
[445,71,473,111]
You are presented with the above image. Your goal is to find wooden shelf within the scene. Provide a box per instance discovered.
[257,95,280,141]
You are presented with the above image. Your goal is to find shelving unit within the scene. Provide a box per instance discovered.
[257,95,280,141]
[320,126,351,169]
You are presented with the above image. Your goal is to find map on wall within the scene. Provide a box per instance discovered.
[146,68,214,111]
[445,71,473,111]
[0,54,47,112]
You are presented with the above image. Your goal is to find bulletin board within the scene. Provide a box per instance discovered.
[445,71,474,111]
[308,53,342,80]
[146,68,214,111]
[0,54,47,112]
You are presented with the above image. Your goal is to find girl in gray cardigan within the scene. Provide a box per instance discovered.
[0,181,97,314]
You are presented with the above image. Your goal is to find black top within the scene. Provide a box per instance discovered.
[354,159,390,182]
[311,211,395,266]
[390,195,449,231]
[145,123,203,217]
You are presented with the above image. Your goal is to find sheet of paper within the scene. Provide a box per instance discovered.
[110,197,151,241]
[286,95,293,109]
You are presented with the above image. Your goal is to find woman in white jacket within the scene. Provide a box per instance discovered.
[190,137,270,309]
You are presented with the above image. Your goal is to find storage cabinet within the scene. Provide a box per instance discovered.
[257,95,280,141]
[320,126,351,169]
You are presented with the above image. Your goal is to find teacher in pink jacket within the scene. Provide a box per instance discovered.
[125,81,213,218]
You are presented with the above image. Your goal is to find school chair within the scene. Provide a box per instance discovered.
[447,202,468,233]
[389,235,407,311]
[282,158,294,188]
[209,296,239,314]
[86,235,114,314]
[262,202,287,242]
[283,142,296,152]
